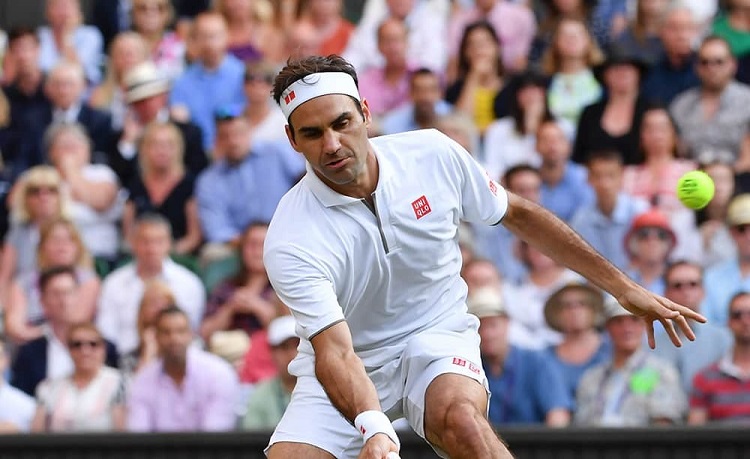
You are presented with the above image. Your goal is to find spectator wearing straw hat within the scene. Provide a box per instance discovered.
[110,61,206,186]
[541,282,610,403]
[704,194,750,325]
[469,287,571,426]
[575,295,686,426]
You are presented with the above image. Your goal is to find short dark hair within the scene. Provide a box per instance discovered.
[728,291,750,313]
[133,212,173,236]
[155,304,188,327]
[699,34,733,56]
[503,164,540,189]
[39,265,78,293]
[8,26,38,46]
[664,260,703,283]
[585,149,624,168]
[410,67,437,88]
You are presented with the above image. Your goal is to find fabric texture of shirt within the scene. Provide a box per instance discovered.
[670,81,750,159]
[96,259,206,354]
[126,174,195,241]
[547,70,602,127]
[712,15,750,58]
[127,347,240,432]
[169,55,246,149]
[641,54,700,106]
[572,98,649,165]
[703,259,750,326]
[540,162,595,222]
[358,67,412,117]
[36,366,124,432]
[46,330,73,381]
[575,350,687,426]
[570,193,650,271]
[379,101,453,136]
[195,141,304,243]
[37,26,103,84]
[485,345,572,425]
[264,129,509,378]
[541,339,612,406]
[691,353,750,424]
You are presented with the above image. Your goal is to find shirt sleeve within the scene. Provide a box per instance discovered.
[442,131,509,226]
[264,243,345,341]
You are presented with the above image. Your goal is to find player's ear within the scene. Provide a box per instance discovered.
[361,98,372,126]
[285,124,300,152]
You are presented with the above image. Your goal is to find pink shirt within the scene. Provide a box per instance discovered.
[448,2,536,71]
[357,67,412,117]
[622,159,696,213]
[127,347,239,432]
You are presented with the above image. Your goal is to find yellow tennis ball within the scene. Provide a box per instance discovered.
[677,170,715,210]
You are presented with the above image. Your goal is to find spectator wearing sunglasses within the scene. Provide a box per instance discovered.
[30,323,126,432]
[670,35,750,161]
[689,290,750,425]
[704,194,750,325]
[623,209,676,296]
[241,61,287,144]
[651,261,732,393]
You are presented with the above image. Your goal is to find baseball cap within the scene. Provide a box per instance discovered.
[727,194,750,226]
[267,315,298,346]
[467,287,506,318]
[124,62,170,103]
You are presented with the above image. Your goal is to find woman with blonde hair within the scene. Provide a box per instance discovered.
[4,218,99,343]
[37,0,104,84]
[119,280,176,377]
[89,32,149,129]
[214,0,284,63]
[131,0,186,80]
[31,323,125,432]
[122,121,202,255]
[0,166,68,298]
[542,18,604,127]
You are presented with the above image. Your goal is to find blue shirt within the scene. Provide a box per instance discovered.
[703,259,750,326]
[570,193,650,270]
[485,346,572,425]
[472,223,527,285]
[169,55,246,149]
[195,140,305,243]
[541,163,595,222]
[541,339,612,407]
[626,269,666,296]
[641,54,700,106]
[379,101,453,135]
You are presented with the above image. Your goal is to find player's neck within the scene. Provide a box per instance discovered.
[733,344,750,369]
[326,151,379,199]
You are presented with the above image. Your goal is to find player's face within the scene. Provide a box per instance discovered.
[286,94,374,193]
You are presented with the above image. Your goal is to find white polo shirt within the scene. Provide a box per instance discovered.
[264,129,508,376]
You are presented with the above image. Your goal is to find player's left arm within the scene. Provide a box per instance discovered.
[500,192,706,348]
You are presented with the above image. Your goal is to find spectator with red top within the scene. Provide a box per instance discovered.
[689,291,750,425]
[300,0,354,57]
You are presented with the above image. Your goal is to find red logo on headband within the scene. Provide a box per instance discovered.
[284,91,296,105]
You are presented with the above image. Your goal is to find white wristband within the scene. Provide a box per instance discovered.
[354,410,400,449]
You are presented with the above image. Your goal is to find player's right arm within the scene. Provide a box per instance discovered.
[311,321,399,458]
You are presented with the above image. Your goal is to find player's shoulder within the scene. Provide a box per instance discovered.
[265,177,322,243]
[372,129,459,164]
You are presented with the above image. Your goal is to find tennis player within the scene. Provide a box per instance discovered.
[263,55,705,459]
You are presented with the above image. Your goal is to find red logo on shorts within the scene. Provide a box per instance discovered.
[468,362,481,375]
[284,91,296,105]
[452,357,467,367]
[412,195,431,219]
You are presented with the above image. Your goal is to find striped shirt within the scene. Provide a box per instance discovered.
[690,355,750,424]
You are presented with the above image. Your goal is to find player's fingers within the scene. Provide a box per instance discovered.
[673,314,696,341]
[646,320,656,350]
[660,317,683,348]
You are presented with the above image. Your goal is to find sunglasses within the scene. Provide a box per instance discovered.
[666,280,701,290]
[634,228,670,241]
[214,105,243,122]
[27,185,59,196]
[730,310,750,320]
[699,57,728,67]
[245,73,274,84]
[68,339,102,350]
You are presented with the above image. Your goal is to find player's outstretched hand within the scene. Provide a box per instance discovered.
[358,433,399,459]
[617,286,707,349]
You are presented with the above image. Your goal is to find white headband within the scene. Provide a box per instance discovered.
[279,72,361,120]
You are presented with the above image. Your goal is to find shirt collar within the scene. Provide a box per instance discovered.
[718,352,750,381]
[54,101,82,123]
[304,143,391,208]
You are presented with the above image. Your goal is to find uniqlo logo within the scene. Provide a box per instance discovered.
[488,180,498,196]
[360,426,366,435]
[452,357,467,367]
[468,362,481,374]
[412,195,431,219]
[284,91,296,104]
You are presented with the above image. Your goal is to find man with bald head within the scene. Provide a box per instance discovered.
[169,12,246,151]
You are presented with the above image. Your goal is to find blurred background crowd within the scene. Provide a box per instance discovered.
[1,0,750,436]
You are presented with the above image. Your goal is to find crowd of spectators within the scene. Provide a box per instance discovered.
[1,0,750,435]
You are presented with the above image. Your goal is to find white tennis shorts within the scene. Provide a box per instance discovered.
[266,326,488,458]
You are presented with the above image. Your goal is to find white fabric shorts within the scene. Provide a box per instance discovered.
[266,326,488,458]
